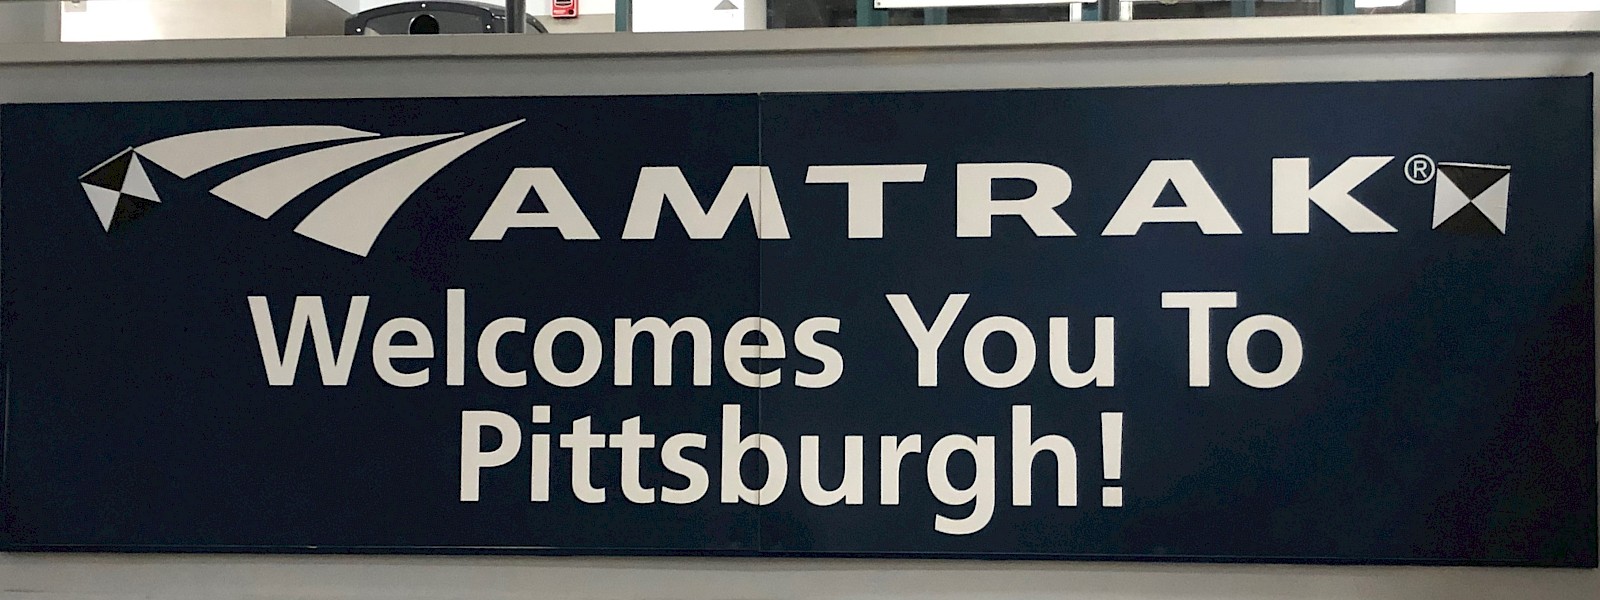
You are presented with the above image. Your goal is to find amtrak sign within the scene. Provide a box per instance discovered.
[1,78,1594,565]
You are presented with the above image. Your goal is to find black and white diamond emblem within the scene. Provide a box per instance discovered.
[1431,162,1510,235]
[79,148,161,232]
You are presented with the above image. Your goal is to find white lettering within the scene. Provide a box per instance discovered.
[1272,156,1397,234]
[1103,160,1242,236]
[622,166,789,240]
[956,163,1075,238]
[805,164,927,238]
[886,293,970,387]
[471,168,600,240]
[248,295,368,386]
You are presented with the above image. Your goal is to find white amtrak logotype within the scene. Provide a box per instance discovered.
[80,120,524,257]
[82,136,1517,251]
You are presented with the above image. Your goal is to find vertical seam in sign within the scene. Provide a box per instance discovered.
[753,91,766,553]
[1,366,10,549]
[0,103,10,549]
[1587,72,1600,425]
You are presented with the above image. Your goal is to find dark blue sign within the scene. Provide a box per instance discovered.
[1,78,1594,566]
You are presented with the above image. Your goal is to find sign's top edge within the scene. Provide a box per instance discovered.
[4,12,1600,67]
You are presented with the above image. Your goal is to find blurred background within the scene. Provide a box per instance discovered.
[0,0,1594,44]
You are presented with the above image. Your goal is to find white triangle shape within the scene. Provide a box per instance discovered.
[122,154,161,203]
[1432,172,1474,229]
[82,183,121,231]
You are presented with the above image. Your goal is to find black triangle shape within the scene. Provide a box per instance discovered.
[109,194,158,229]
[121,191,159,205]
[1151,185,1188,208]
[1439,165,1509,200]
[1435,202,1502,237]
[82,149,134,190]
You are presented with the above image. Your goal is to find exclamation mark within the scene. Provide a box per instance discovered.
[1102,412,1123,508]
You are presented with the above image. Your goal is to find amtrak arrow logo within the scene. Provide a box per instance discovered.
[79,120,524,257]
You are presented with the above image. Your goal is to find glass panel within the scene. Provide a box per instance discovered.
[3,0,1599,46]
[945,5,1075,25]
[1131,1,1317,20]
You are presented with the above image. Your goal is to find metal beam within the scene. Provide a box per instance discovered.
[616,0,631,32]
[506,0,527,32]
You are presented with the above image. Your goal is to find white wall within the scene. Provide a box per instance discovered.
[60,0,289,42]
[0,15,1597,600]
[633,0,766,32]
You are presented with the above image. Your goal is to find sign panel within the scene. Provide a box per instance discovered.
[1,78,1594,566]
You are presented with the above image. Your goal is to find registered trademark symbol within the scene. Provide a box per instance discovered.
[1405,154,1436,184]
